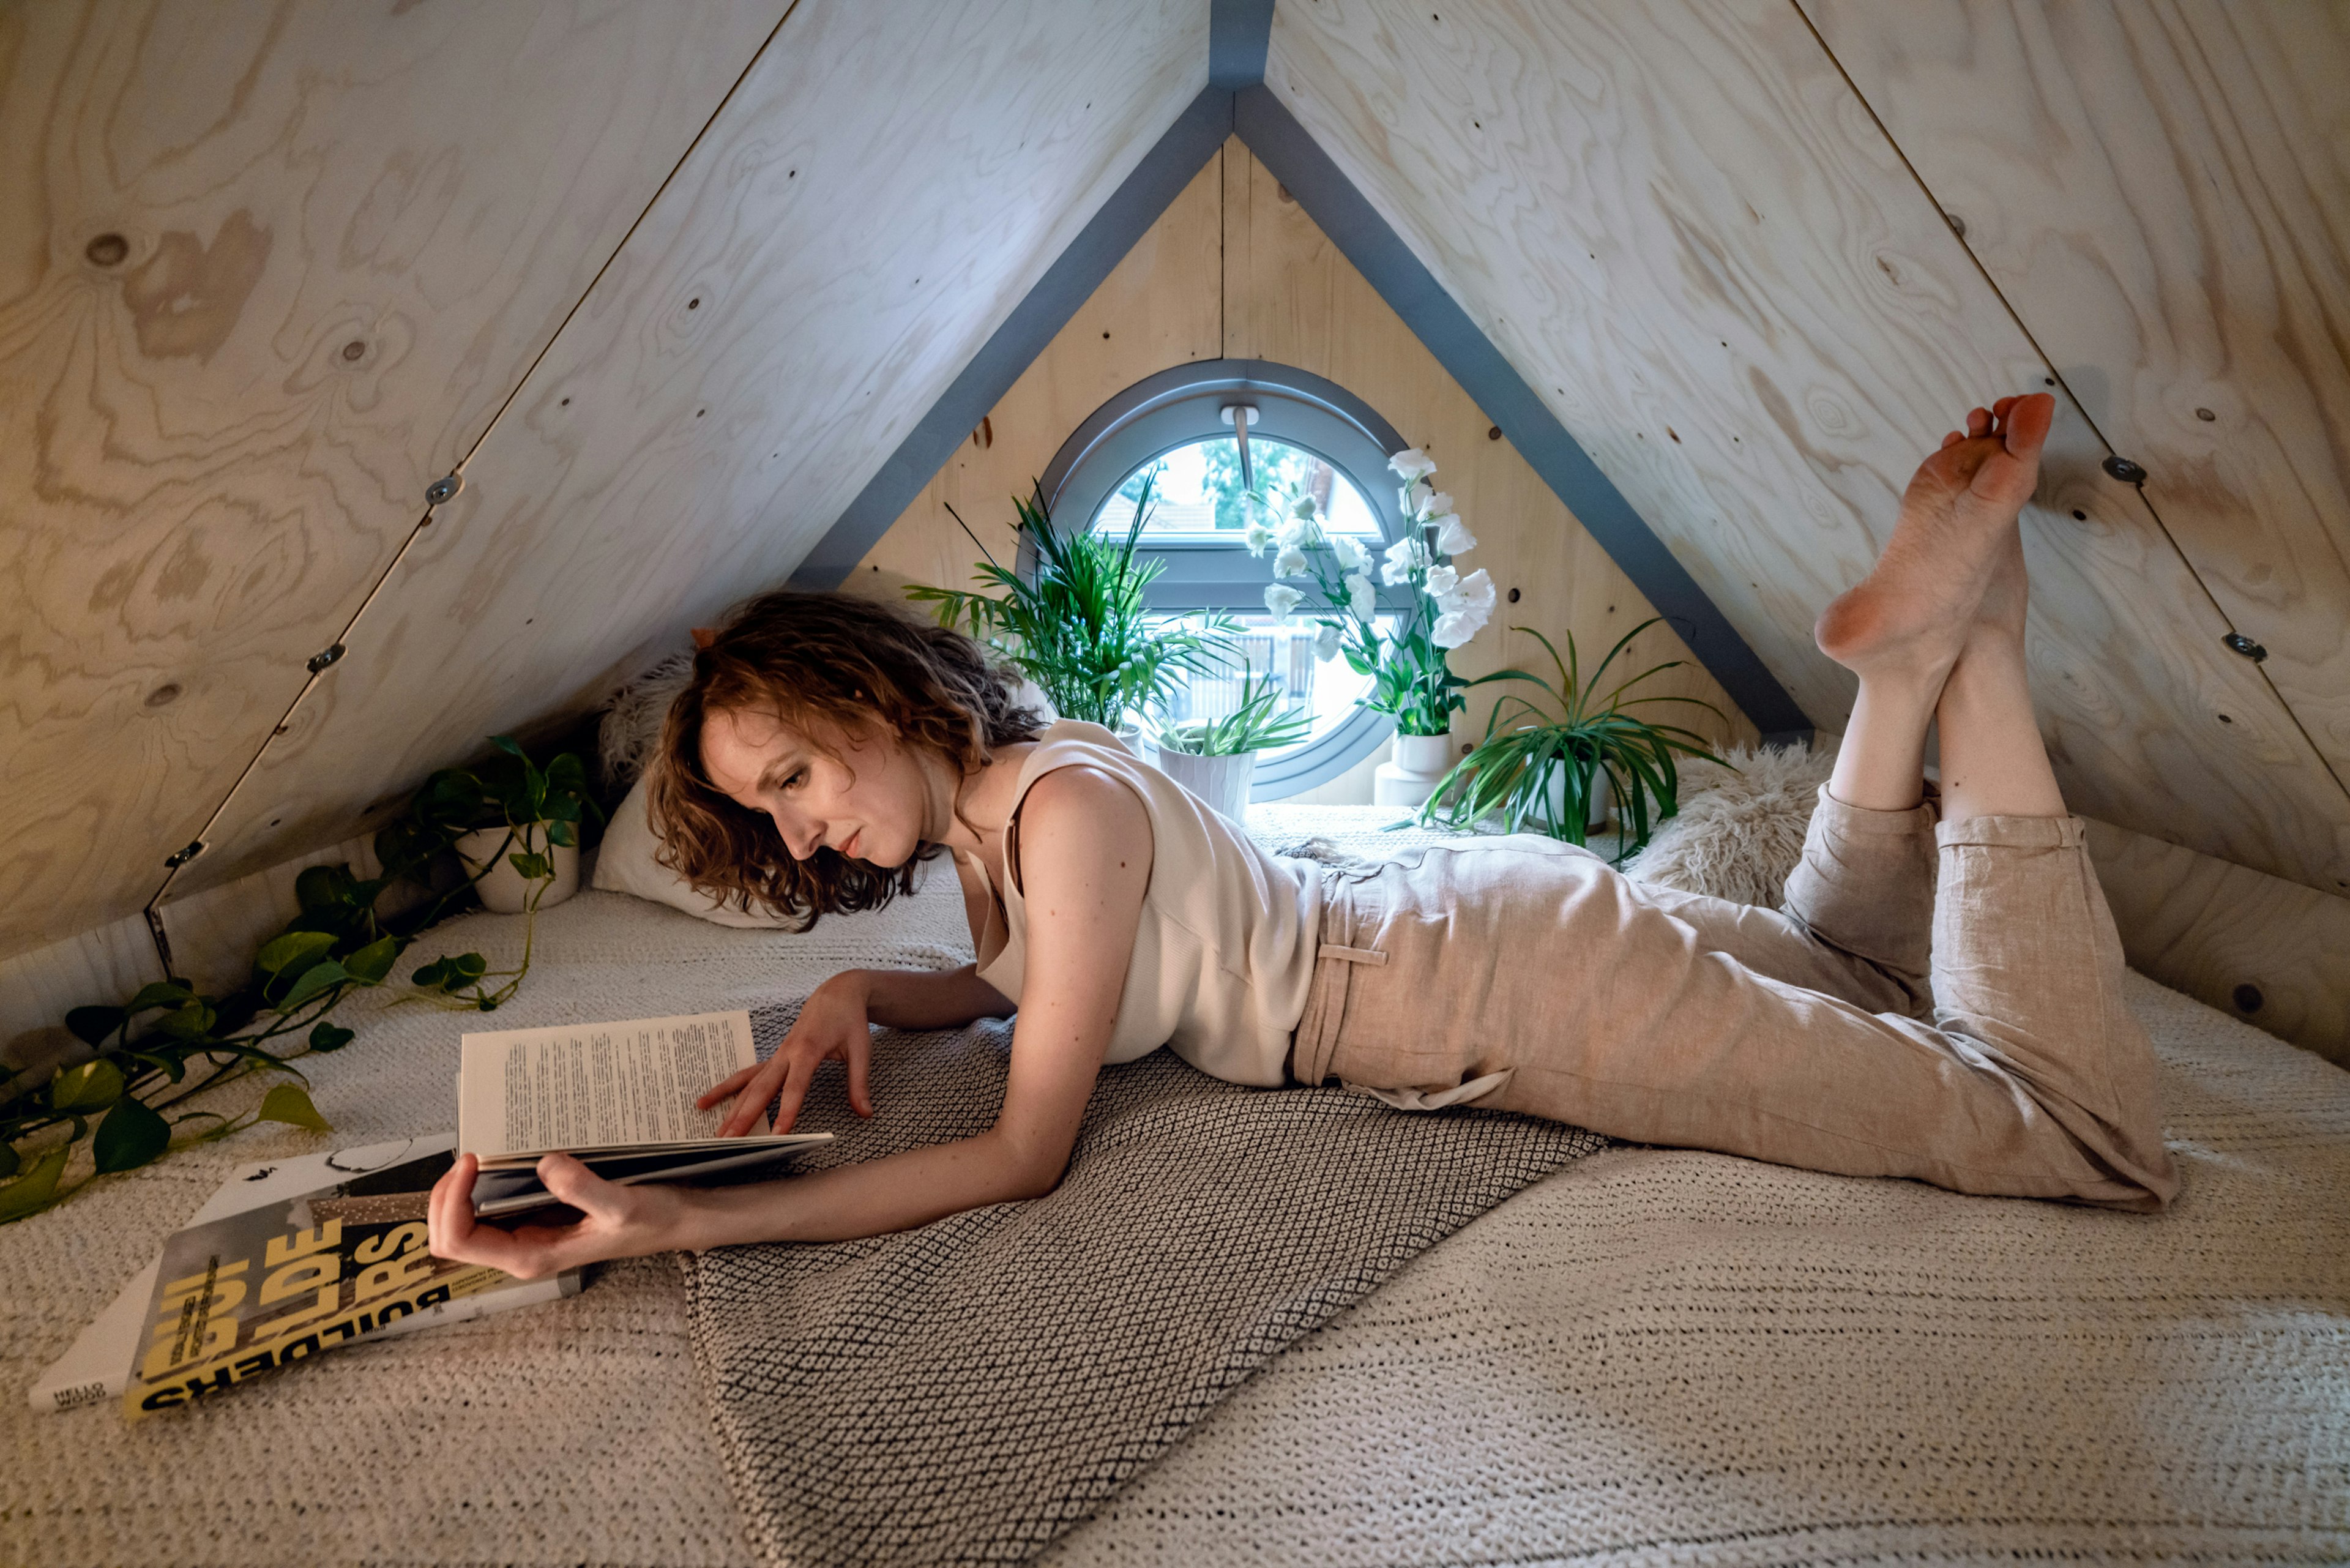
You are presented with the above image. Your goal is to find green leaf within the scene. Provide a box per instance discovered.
[256,929,336,976]
[489,734,528,761]
[153,1001,217,1041]
[0,1141,17,1181]
[544,818,577,849]
[449,953,488,983]
[49,1059,124,1112]
[92,1094,170,1174]
[0,1148,70,1222]
[294,862,359,913]
[64,1005,127,1047]
[126,981,195,1014]
[508,851,552,881]
[410,958,449,989]
[256,1083,330,1135]
[308,1021,356,1053]
[278,960,350,1012]
[342,935,400,985]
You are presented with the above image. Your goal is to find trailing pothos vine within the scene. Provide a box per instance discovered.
[0,737,601,1224]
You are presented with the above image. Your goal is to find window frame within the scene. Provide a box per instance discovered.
[1034,360,1419,798]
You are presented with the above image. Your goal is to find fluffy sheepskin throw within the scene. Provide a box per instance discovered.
[1621,741,1837,908]
[597,649,696,787]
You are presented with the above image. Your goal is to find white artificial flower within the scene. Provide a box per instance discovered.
[1398,479,1432,518]
[1291,495,1319,520]
[1244,520,1275,558]
[1423,563,1458,599]
[1430,567,1496,649]
[1264,583,1305,622]
[1330,534,1370,573]
[1345,571,1376,621]
[1276,513,1318,551]
[1433,513,1478,556]
[1313,622,1343,662]
[1379,534,1428,587]
[1424,490,1455,520]
[1388,447,1438,481]
[1274,545,1309,578]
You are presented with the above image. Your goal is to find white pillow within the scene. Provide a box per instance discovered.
[591,771,798,928]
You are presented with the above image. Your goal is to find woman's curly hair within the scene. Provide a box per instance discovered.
[647,589,1043,930]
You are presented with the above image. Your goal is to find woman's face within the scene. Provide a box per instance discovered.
[699,706,941,867]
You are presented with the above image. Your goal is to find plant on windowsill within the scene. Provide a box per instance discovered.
[1251,447,1499,806]
[906,475,1238,746]
[1153,670,1315,820]
[1419,619,1726,861]
[0,738,602,1224]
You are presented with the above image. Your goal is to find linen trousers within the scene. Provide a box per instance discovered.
[1290,789,2179,1210]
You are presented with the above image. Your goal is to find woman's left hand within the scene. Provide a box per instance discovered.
[427,1151,687,1280]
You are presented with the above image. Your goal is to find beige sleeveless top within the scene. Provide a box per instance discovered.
[957,720,1322,1086]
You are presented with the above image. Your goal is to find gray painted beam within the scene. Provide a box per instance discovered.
[1209,0,1277,89]
[1234,86,1811,737]
[790,85,1233,589]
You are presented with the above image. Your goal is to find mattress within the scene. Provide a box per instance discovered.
[2,807,2342,1566]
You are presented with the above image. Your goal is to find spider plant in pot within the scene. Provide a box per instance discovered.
[1153,670,1314,821]
[1421,618,1725,859]
[906,475,1237,751]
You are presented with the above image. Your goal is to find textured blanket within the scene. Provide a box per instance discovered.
[686,1002,1603,1568]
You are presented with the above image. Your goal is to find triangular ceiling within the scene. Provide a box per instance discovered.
[5,0,2345,980]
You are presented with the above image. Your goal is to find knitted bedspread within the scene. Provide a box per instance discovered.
[2,804,2346,1565]
[688,1005,1600,1568]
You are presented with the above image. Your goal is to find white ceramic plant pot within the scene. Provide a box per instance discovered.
[1373,731,1457,808]
[455,824,580,914]
[1543,763,1613,833]
[1112,720,1144,756]
[1155,747,1258,821]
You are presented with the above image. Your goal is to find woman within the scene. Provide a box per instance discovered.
[428,392,2176,1278]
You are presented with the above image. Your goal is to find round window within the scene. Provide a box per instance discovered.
[1037,362,1416,798]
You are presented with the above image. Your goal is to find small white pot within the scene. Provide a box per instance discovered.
[455,823,580,914]
[1373,731,1456,808]
[1112,720,1144,756]
[1543,763,1613,833]
[1155,747,1257,821]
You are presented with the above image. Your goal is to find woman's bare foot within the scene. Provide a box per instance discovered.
[1815,392,2054,685]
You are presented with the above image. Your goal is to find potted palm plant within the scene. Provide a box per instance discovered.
[908,477,1236,749]
[1421,619,1725,858]
[1152,670,1313,820]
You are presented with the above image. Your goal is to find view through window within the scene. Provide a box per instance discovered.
[1092,435,1386,753]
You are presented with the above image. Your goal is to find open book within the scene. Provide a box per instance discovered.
[457,1009,831,1217]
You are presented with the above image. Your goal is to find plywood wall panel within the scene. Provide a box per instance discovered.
[0,915,163,1073]
[1805,0,2350,784]
[862,136,1757,774]
[179,0,1207,895]
[0,0,785,956]
[2085,818,2350,1068]
[852,151,1227,600]
[1267,0,2350,892]
[1220,143,1755,753]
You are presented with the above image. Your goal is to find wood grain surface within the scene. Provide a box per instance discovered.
[174,0,1206,897]
[1267,0,2350,892]
[860,138,1759,783]
[0,0,785,957]
[2086,818,2350,1067]
[1807,0,2350,784]
[0,915,163,1070]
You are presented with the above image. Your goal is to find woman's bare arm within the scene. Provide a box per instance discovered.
[860,965,1011,1031]
[427,764,1151,1272]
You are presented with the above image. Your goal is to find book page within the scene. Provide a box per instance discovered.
[457,1010,763,1159]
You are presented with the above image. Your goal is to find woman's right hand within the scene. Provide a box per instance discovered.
[698,970,876,1135]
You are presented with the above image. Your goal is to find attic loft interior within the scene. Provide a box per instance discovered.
[3,2,2347,1564]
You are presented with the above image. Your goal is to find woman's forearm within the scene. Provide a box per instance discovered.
[666,1130,1046,1249]
[854,964,1012,1031]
